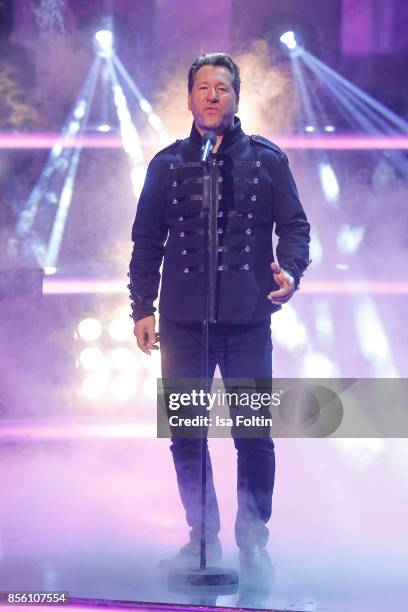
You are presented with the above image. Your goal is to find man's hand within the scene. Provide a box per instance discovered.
[133,315,159,355]
[267,262,295,305]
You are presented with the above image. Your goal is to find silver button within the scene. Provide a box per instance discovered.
[179,232,185,237]
[256,161,261,167]
[248,213,253,219]
[217,211,223,218]
[217,265,224,271]
[184,268,189,273]
[172,198,178,204]
[169,163,174,170]
[178,216,184,221]
[246,228,252,235]
[172,180,177,187]
[218,176,223,183]
[242,263,250,270]
[218,160,224,166]
[218,246,224,253]
[217,194,223,200]
[217,228,223,234]
[254,177,259,184]
[245,245,250,252]
[251,195,257,202]
[182,249,187,255]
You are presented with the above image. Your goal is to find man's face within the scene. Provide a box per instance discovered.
[188,64,239,136]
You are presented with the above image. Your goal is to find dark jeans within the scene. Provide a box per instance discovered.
[159,315,275,550]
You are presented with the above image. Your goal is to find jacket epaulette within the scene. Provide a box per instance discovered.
[251,134,285,158]
[154,139,183,159]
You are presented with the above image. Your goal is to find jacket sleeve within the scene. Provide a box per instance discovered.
[270,151,311,289]
[128,157,168,321]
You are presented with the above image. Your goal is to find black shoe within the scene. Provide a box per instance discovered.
[159,537,222,569]
[239,546,274,591]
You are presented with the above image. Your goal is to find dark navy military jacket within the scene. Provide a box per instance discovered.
[129,118,310,324]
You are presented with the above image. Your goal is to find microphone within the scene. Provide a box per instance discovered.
[201,131,217,164]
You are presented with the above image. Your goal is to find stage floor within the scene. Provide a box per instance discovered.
[0,435,407,611]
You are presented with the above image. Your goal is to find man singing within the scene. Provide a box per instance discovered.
[128,53,310,584]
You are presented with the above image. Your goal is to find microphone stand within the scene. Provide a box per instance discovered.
[200,153,213,571]
[167,142,238,592]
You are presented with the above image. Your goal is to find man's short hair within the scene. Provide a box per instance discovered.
[188,53,241,98]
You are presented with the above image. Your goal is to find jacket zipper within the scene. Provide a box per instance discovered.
[209,158,219,322]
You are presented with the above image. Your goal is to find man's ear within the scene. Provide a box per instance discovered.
[187,93,192,111]
[235,95,240,113]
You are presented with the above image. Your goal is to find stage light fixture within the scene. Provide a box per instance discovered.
[143,376,158,400]
[111,347,136,370]
[111,374,138,400]
[270,305,308,351]
[96,123,111,132]
[141,350,161,377]
[79,347,105,371]
[279,30,304,57]
[337,224,365,255]
[148,113,163,130]
[78,318,103,342]
[73,101,87,120]
[108,317,133,342]
[318,162,340,204]
[305,125,315,133]
[139,98,152,113]
[301,351,339,377]
[81,374,107,400]
[280,30,297,50]
[94,29,114,57]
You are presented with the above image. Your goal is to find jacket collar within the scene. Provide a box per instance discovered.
[189,116,244,150]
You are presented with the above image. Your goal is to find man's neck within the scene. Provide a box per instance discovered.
[194,121,234,153]
[213,134,223,153]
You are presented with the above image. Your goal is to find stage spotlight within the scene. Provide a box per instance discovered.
[111,347,136,370]
[78,318,103,342]
[280,30,297,50]
[79,347,105,371]
[337,224,365,255]
[318,162,340,204]
[82,374,107,400]
[73,101,87,120]
[67,120,80,135]
[279,30,304,57]
[143,376,158,400]
[354,299,396,376]
[148,113,163,130]
[94,29,114,57]
[139,98,152,113]
[111,374,138,400]
[96,123,111,132]
[301,351,339,377]
[305,125,315,133]
[43,266,57,275]
[142,350,161,377]
[324,125,336,132]
[108,317,133,342]
[270,305,307,350]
